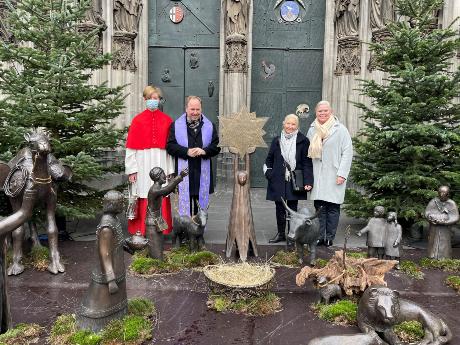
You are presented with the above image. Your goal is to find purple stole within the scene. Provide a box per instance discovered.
[175,113,213,216]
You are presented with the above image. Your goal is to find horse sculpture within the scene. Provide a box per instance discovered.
[172,204,208,252]
[0,128,71,275]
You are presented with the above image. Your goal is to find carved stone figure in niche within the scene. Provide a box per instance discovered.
[113,0,143,33]
[425,186,459,259]
[370,0,394,30]
[226,0,248,37]
[77,191,128,332]
[82,0,104,24]
[335,0,360,38]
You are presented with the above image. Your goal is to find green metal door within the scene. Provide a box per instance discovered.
[148,0,220,124]
[250,0,325,187]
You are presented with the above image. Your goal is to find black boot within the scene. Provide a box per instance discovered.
[269,233,286,243]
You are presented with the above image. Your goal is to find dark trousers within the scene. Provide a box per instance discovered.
[275,200,298,235]
[314,200,341,241]
[190,195,199,215]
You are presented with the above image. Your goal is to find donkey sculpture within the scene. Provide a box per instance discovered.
[172,204,208,252]
[0,128,71,275]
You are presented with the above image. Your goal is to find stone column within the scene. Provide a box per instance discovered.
[217,0,253,190]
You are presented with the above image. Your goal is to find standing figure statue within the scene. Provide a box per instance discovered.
[356,206,386,259]
[385,211,401,269]
[334,0,360,38]
[146,167,188,260]
[0,128,71,275]
[113,0,143,33]
[370,0,394,30]
[226,0,248,36]
[77,191,128,332]
[425,186,459,259]
[226,154,258,261]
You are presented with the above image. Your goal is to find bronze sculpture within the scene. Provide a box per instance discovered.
[0,186,37,333]
[357,286,452,345]
[77,191,128,332]
[356,206,386,259]
[385,211,401,269]
[425,186,459,259]
[172,203,208,252]
[309,285,453,345]
[281,199,320,266]
[225,154,258,261]
[146,167,188,260]
[0,128,71,275]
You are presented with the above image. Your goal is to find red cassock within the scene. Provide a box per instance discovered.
[126,109,173,235]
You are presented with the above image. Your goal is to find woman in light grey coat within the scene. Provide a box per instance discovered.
[307,101,353,246]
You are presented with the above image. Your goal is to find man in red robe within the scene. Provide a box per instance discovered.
[125,86,175,235]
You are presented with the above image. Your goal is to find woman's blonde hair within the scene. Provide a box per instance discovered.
[283,113,299,128]
[315,100,332,111]
[143,86,162,100]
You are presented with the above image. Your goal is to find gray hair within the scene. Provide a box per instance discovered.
[315,100,332,111]
[283,113,299,127]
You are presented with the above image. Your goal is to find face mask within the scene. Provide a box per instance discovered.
[146,99,159,110]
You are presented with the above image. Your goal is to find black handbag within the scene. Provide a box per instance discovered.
[290,169,304,193]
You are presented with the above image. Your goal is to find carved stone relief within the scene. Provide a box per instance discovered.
[334,0,361,75]
[112,32,137,72]
[224,0,249,72]
[112,0,143,72]
[335,37,361,76]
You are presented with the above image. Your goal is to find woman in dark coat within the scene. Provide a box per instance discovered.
[265,114,314,243]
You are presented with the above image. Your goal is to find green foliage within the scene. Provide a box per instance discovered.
[49,299,155,345]
[0,323,42,344]
[346,251,367,259]
[314,300,358,325]
[24,245,50,271]
[49,314,77,344]
[445,275,460,293]
[419,257,460,271]
[270,250,301,267]
[400,260,424,279]
[101,315,151,344]
[128,298,155,318]
[345,0,460,225]
[208,292,281,316]
[69,330,102,345]
[315,258,329,268]
[0,0,126,219]
[393,320,425,343]
[130,247,219,275]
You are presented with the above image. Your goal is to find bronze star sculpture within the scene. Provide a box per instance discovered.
[219,105,268,261]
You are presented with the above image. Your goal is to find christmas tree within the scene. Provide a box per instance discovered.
[0,0,126,219]
[345,0,460,226]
